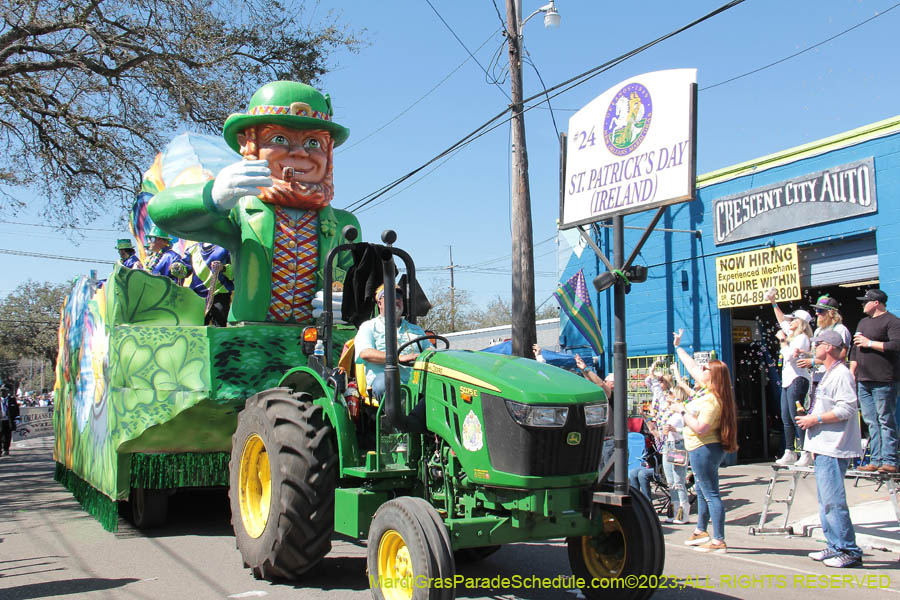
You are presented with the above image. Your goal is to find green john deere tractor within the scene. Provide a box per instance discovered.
[229,228,665,600]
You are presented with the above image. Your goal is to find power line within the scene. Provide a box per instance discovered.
[701,2,900,91]
[0,220,121,233]
[346,0,747,214]
[423,0,510,100]
[337,29,501,153]
[0,248,114,264]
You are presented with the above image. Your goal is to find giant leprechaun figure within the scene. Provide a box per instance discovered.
[148,81,360,323]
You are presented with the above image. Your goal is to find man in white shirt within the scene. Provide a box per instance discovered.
[795,329,863,568]
[355,284,432,399]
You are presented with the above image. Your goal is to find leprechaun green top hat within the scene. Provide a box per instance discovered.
[223,81,350,153]
[115,238,134,250]
[147,224,171,241]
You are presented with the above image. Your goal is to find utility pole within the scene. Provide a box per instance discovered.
[507,0,537,358]
[448,246,456,332]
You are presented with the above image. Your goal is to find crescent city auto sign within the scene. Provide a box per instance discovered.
[713,158,877,245]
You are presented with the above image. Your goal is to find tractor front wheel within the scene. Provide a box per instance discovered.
[367,497,455,600]
[568,487,665,600]
[229,388,337,581]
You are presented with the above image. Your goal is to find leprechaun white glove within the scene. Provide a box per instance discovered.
[210,159,273,211]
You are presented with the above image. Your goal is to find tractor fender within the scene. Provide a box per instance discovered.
[277,367,362,469]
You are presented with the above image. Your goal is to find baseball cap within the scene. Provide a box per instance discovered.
[811,295,840,312]
[784,309,812,324]
[856,289,888,304]
[375,284,403,300]
[813,330,844,348]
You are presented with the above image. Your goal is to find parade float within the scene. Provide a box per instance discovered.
[53,81,663,600]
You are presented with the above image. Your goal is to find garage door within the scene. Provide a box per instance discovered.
[798,235,878,287]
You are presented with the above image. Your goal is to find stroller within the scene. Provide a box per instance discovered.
[631,424,696,519]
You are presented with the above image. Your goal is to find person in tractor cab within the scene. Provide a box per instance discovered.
[115,238,143,270]
[355,284,433,400]
[147,80,360,324]
[144,225,188,283]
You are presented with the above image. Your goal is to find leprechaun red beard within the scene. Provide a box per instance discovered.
[257,175,334,211]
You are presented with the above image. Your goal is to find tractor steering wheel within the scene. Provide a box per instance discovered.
[397,334,450,355]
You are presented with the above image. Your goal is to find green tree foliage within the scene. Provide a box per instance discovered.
[0,280,69,376]
[0,0,364,224]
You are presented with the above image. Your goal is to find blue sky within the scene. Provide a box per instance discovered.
[2,0,899,313]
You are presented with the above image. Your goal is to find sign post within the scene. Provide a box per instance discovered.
[561,69,697,497]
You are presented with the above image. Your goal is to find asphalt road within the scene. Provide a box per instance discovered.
[2,436,900,599]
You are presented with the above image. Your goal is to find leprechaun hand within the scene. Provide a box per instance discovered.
[211,159,272,211]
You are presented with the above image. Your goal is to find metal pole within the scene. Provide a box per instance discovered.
[613,215,628,495]
[507,0,537,357]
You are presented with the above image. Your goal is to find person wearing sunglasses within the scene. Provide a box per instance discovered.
[795,295,852,411]
[795,330,863,568]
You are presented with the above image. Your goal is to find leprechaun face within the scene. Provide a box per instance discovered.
[237,123,335,211]
[256,124,330,184]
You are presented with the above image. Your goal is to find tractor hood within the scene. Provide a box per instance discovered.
[413,349,606,406]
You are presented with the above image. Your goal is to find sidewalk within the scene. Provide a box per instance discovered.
[718,461,900,553]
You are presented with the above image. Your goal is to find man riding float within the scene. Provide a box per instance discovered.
[148,81,360,323]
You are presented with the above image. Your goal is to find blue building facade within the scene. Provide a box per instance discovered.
[558,115,900,460]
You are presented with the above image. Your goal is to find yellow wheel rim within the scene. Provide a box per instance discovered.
[238,433,271,538]
[377,529,414,600]
[582,510,626,578]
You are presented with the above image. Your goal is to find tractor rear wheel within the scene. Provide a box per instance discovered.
[567,486,665,600]
[229,388,337,581]
[367,497,456,600]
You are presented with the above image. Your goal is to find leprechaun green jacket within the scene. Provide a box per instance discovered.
[148,180,360,323]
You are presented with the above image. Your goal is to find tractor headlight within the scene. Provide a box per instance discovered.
[583,402,608,427]
[505,401,568,427]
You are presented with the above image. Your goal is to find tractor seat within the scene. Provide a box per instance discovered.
[337,338,379,408]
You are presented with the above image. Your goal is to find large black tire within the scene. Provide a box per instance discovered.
[129,487,168,529]
[229,388,337,581]
[367,497,456,600]
[567,486,664,600]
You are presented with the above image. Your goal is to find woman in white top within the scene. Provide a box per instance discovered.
[766,289,814,466]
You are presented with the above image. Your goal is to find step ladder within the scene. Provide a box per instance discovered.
[748,464,900,536]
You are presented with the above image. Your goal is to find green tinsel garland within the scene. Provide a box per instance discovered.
[129,452,230,489]
[54,463,119,532]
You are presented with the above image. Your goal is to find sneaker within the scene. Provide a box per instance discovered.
[794,451,813,467]
[672,505,688,525]
[684,531,710,546]
[856,464,880,472]
[694,540,727,554]
[775,450,797,466]
[808,548,841,562]
[823,553,863,568]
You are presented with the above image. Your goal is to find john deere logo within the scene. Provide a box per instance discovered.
[566,432,582,446]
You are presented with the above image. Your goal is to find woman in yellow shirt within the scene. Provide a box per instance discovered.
[670,329,738,554]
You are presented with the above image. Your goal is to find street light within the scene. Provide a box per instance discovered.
[506,0,560,358]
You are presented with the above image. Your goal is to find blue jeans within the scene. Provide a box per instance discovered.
[781,377,809,452]
[815,454,862,557]
[663,439,689,508]
[689,443,725,541]
[858,381,899,467]
[628,466,654,500]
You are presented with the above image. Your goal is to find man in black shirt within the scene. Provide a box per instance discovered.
[850,289,900,473]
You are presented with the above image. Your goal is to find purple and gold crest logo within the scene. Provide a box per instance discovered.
[603,83,652,156]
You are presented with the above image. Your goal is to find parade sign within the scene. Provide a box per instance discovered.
[12,406,53,441]
[560,69,697,228]
[713,158,877,245]
[716,244,801,309]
